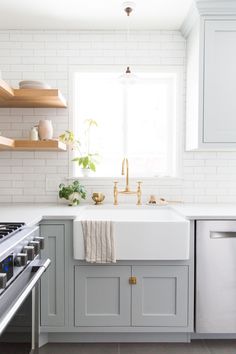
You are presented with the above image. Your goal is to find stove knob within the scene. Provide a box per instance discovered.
[29,241,40,255]
[15,253,28,267]
[0,273,7,289]
[23,246,35,261]
[34,237,45,250]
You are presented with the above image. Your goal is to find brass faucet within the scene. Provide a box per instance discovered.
[122,158,130,192]
[114,158,142,205]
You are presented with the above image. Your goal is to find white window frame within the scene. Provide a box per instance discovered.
[68,65,184,184]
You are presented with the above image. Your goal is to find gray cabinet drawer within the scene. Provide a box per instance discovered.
[40,224,65,327]
[132,266,188,327]
[75,265,131,327]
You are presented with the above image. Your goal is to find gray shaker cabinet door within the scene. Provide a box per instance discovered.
[40,224,65,327]
[75,265,131,327]
[132,266,188,327]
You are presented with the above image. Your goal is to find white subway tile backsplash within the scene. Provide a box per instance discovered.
[0,33,9,41]
[22,57,45,64]
[11,152,34,159]
[22,42,45,49]
[0,188,23,195]
[12,196,34,202]
[23,159,45,166]
[0,29,235,203]
[10,108,34,115]
[0,57,21,64]
[24,188,45,195]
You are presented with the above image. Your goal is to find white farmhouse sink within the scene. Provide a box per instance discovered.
[73,205,190,260]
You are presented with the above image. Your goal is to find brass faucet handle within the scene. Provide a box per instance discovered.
[136,181,142,206]
[113,181,118,205]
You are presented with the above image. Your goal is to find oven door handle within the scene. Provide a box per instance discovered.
[0,258,51,336]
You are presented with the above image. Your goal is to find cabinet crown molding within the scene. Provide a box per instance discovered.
[196,0,236,15]
[181,3,199,37]
[182,0,236,37]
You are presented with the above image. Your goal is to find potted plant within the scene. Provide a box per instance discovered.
[59,119,99,177]
[59,180,86,206]
[72,154,98,177]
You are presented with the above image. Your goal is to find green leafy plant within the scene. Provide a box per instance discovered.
[59,119,99,173]
[72,153,99,172]
[59,130,79,150]
[59,180,86,205]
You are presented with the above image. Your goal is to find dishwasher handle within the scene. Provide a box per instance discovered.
[0,258,51,336]
[210,231,236,239]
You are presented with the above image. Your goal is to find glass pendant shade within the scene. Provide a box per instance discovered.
[119,66,138,84]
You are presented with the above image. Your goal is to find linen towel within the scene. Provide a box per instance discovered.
[81,220,116,263]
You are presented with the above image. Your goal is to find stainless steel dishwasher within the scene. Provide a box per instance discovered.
[196,220,236,333]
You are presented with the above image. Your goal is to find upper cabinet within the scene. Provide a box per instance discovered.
[203,20,236,145]
[0,80,67,108]
[185,1,236,150]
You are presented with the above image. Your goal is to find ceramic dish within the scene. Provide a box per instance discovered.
[19,80,51,89]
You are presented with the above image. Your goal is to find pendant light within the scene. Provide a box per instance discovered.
[119,1,137,84]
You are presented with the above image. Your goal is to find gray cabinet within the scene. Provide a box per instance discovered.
[132,266,188,327]
[74,264,188,328]
[186,17,236,150]
[203,20,236,144]
[40,223,66,327]
[38,219,192,336]
[75,265,131,326]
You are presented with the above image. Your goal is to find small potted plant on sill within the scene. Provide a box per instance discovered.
[59,119,99,177]
[59,180,86,206]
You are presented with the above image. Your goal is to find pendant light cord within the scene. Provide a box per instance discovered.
[125,6,132,74]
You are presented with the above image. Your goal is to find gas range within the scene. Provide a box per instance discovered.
[0,220,50,353]
[0,222,25,242]
[0,223,45,293]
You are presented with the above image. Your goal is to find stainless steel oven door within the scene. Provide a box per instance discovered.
[0,258,50,354]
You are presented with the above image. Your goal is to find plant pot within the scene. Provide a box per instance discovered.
[81,168,91,177]
[68,192,80,206]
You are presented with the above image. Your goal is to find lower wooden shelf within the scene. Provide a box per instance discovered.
[14,140,67,151]
[0,136,14,149]
[0,136,67,151]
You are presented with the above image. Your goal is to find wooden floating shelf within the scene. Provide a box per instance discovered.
[0,136,14,149]
[0,80,67,108]
[0,136,67,151]
[14,140,67,151]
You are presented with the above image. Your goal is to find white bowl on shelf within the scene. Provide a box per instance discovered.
[19,80,51,89]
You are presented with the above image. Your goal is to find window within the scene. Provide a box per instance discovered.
[73,70,181,178]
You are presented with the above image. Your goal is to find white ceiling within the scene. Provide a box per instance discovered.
[0,0,192,30]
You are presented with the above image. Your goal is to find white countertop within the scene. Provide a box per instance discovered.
[0,203,86,225]
[0,203,236,225]
[172,203,236,220]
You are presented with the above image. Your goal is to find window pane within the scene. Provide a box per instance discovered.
[74,72,177,177]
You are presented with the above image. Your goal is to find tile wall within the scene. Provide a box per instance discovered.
[0,30,234,203]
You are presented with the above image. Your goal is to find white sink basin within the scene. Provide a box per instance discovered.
[73,205,190,260]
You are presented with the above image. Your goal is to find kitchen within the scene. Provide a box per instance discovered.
[0,0,236,353]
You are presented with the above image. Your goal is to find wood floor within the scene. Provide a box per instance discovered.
[38,340,236,354]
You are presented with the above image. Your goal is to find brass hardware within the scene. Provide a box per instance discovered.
[92,192,105,205]
[129,276,137,285]
[114,158,142,205]
[137,181,142,206]
[114,181,118,206]
[122,158,130,192]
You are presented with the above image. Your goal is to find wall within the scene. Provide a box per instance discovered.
[0,29,235,204]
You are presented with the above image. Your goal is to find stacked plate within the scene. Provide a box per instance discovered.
[19,80,51,89]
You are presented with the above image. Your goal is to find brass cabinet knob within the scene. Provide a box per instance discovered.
[129,276,137,285]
